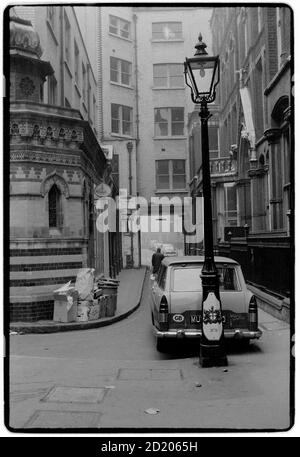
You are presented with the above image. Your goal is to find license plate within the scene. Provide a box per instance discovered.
[190,314,226,324]
[190,315,201,324]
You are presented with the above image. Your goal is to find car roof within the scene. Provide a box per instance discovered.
[161,255,239,267]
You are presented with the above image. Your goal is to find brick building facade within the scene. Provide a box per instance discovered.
[187,6,292,313]
[8,12,112,321]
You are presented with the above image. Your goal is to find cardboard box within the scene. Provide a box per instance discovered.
[88,304,100,321]
[77,300,91,322]
[53,298,78,323]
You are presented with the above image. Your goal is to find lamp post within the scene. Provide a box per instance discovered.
[127,141,134,268]
[184,33,228,367]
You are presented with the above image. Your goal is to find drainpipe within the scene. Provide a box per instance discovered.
[127,141,134,267]
[133,13,141,267]
[97,7,104,140]
[60,7,65,105]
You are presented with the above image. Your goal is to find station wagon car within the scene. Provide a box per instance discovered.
[150,256,262,351]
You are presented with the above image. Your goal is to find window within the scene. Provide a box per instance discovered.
[74,40,79,84]
[111,103,133,136]
[109,15,131,39]
[110,57,132,86]
[152,22,183,40]
[172,265,240,291]
[48,184,62,228]
[64,13,71,64]
[156,159,186,190]
[157,265,167,289]
[224,183,237,226]
[154,107,184,136]
[93,95,96,125]
[82,63,87,101]
[111,153,119,188]
[208,125,219,158]
[153,64,184,88]
[254,58,264,139]
[48,75,57,105]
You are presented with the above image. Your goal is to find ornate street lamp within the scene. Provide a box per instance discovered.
[184,34,228,367]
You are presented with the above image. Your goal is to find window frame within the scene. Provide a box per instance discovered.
[109,15,131,40]
[74,40,79,85]
[154,107,185,137]
[64,12,71,65]
[48,184,62,229]
[152,21,183,41]
[153,63,184,89]
[111,103,133,136]
[48,74,57,105]
[224,182,238,226]
[110,56,132,87]
[156,159,186,191]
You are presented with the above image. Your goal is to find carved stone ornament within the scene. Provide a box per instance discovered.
[19,77,35,97]
[40,171,70,198]
[10,15,43,58]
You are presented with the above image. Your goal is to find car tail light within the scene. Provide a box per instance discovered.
[249,296,258,331]
[159,296,169,330]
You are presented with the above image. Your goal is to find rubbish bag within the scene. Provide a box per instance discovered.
[75,268,95,300]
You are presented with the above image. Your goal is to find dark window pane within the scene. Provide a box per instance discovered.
[111,119,119,133]
[171,107,184,122]
[109,16,118,34]
[173,175,185,189]
[173,160,185,173]
[111,104,119,118]
[157,160,169,174]
[157,175,170,189]
[49,184,60,228]
[110,70,118,82]
[154,108,168,136]
[120,20,130,38]
[171,122,184,135]
[121,61,131,85]
[208,126,219,151]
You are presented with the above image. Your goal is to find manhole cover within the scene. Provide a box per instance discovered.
[25,410,101,428]
[118,368,182,380]
[41,386,107,404]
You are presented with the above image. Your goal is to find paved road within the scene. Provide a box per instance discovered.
[8,273,292,431]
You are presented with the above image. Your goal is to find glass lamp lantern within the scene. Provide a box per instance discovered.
[184,33,220,104]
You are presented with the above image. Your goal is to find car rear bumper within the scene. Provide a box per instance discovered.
[154,327,262,340]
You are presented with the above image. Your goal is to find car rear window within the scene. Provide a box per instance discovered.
[172,264,240,291]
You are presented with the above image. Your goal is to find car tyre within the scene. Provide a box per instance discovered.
[151,312,155,326]
[240,339,251,349]
[156,338,167,353]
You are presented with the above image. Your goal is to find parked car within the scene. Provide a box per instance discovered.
[150,255,262,351]
[162,243,177,257]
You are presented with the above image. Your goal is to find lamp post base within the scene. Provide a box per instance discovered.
[199,343,228,368]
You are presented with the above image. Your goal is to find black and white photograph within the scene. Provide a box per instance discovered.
[3,2,294,435]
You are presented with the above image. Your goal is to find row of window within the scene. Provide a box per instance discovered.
[110,59,184,89]
[109,15,183,41]
[110,105,185,137]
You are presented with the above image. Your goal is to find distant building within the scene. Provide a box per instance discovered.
[98,6,212,263]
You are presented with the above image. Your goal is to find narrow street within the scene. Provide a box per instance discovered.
[8,273,291,431]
